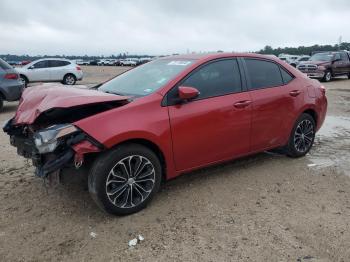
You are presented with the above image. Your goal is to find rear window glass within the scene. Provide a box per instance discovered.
[244,59,283,90]
[49,60,71,67]
[0,58,12,70]
[280,67,294,84]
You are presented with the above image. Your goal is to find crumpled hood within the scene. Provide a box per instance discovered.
[14,84,129,125]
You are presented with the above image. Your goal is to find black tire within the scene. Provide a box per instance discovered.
[286,113,316,158]
[63,74,76,85]
[88,143,162,215]
[348,72,350,79]
[0,96,3,111]
[19,75,28,88]
[322,70,332,82]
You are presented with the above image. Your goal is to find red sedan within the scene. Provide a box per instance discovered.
[4,53,327,215]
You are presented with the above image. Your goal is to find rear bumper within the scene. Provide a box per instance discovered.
[0,81,24,101]
[75,71,83,81]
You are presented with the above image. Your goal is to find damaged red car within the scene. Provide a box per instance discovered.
[3,53,327,215]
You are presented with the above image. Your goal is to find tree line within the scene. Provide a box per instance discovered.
[258,42,350,56]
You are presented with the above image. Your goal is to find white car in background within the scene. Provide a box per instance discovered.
[119,59,137,66]
[16,58,83,86]
[97,59,117,66]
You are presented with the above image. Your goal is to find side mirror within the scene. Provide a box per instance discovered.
[178,86,200,101]
[28,66,34,69]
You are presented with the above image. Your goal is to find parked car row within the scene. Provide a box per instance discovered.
[75,58,153,66]
[278,54,310,67]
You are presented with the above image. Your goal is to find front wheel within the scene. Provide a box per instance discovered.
[63,74,76,85]
[19,75,28,87]
[286,113,316,158]
[88,143,162,215]
[322,70,332,82]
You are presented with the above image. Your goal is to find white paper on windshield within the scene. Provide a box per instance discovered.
[167,61,192,66]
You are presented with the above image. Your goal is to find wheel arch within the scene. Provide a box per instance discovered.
[0,90,5,100]
[64,72,77,79]
[110,138,167,182]
[19,74,29,82]
[303,108,318,126]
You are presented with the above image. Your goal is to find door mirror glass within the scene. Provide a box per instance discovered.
[178,86,200,101]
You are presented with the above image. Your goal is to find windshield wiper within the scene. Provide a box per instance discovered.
[104,90,125,96]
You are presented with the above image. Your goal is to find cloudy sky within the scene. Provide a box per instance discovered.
[0,0,349,56]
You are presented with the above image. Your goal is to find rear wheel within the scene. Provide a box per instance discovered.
[348,72,350,79]
[322,70,332,82]
[19,75,28,87]
[63,74,76,85]
[286,113,316,158]
[88,143,162,215]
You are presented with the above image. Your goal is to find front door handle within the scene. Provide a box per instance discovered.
[234,100,252,108]
[289,90,301,97]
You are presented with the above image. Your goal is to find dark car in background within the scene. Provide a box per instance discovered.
[0,58,24,110]
[297,51,350,82]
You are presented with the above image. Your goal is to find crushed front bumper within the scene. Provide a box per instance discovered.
[3,118,102,178]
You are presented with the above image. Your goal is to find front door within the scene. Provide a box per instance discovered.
[167,59,252,171]
[28,60,51,81]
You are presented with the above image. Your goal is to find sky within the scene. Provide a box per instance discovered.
[0,0,349,56]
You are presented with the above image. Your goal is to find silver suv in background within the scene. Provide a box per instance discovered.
[290,55,310,67]
[0,58,24,110]
[16,58,83,87]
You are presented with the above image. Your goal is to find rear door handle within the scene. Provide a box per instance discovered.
[289,90,301,97]
[234,100,252,108]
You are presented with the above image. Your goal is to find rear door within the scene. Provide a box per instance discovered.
[49,60,70,81]
[243,58,291,151]
[167,59,252,171]
[28,60,50,81]
[339,52,350,74]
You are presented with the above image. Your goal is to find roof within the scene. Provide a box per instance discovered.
[159,52,283,63]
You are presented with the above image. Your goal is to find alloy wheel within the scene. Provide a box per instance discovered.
[325,71,331,82]
[65,75,75,85]
[293,119,314,153]
[105,155,156,209]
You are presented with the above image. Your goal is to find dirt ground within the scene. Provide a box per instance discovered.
[1,66,350,262]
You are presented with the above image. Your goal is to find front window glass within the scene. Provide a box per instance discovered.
[99,59,194,96]
[309,53,333,62]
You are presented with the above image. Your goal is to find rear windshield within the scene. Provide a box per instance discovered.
[0,58,12,70]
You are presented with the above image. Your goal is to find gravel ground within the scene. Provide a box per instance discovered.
[0,67,350,262]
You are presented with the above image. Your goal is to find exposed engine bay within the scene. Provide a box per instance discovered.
[3,85,130,179]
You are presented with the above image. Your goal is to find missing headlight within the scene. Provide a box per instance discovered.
[33,124,78,154]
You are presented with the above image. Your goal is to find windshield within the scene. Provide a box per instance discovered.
[99,59,195,96]
[309,53,333,62]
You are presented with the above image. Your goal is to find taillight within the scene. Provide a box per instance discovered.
[4,73,19,80]
[76,66,81,70]
[320,85,326,95]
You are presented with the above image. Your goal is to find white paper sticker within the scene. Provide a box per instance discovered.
[167,61,192,66]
